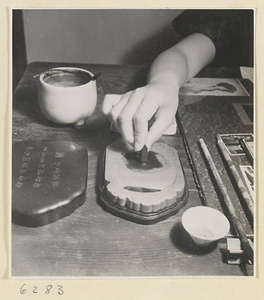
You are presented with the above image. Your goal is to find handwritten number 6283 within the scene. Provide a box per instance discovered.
[20,284,64,295]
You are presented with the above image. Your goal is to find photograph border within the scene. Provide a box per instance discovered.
[1,1,263,299]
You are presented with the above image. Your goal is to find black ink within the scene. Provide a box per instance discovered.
[192,82,237,94]
[124,151,163,171]
[124,186,161,193]
[135,145,148,164]
[216,82,237,92]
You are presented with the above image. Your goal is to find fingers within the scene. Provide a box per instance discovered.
[131,96,160,151]
[145,111,175,150]
[102,89,176,152]
[102,93,132,142]
[132,114,148,151]
[103,89,150,149]
[102,94,123,116]
[108,92,132,125]
[133,90,178,150]
[117,90,145,147]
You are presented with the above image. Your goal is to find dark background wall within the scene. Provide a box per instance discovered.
[13,9,183,87]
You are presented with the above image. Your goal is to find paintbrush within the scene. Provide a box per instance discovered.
[216,134,254,218]
[198,138,254,264]
[239,138,254,166]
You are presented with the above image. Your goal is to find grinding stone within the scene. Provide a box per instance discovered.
[12,140,88,227]
[99,141,188,224]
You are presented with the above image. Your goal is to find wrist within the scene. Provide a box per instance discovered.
[147,78,180,95]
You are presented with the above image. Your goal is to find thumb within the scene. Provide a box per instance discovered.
[145,112,175,150]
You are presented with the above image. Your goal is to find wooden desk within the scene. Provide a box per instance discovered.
[12,62,253,277]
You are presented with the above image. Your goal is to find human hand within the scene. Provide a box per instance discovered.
[102,82,179,151]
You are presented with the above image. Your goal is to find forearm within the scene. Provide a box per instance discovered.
[102,34,216,151]
[147,33,216,89]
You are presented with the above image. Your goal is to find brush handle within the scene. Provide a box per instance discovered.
[240,138,254,165]
[216,135,254,217]
[199,138,253,264]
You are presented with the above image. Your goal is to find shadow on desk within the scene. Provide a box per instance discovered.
[170,221,217,255]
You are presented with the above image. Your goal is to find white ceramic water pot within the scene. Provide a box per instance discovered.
[38,67,98,128]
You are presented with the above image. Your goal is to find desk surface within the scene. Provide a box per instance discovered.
[12,62,253,277]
